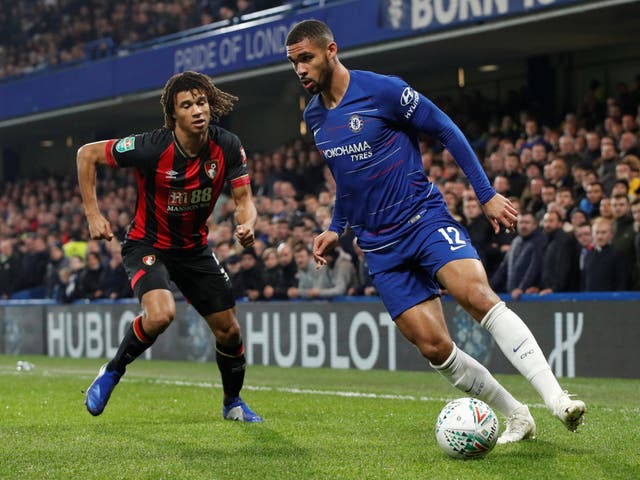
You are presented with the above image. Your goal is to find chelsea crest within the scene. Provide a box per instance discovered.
[348,114,364,133]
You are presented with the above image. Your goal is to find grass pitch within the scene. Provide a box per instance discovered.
[1,355,638,480]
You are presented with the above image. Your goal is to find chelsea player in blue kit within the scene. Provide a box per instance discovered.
[286,20,585,444]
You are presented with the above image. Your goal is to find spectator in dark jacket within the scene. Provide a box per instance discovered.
[537,211,578,294]
[17,235,49,291]
[578,181,605,219]
[633,198,640,289]
[0,239,22,299]
[582,217,628,291]
[234,248,266,301]
[58,255,85,303]
[78,252,105,300]
[462,195,494,270]
[261,247,287,300]
[504,152,527,198]
[276,242,297,294]
[98,247,132,299]
[611,194,636,285]
[490,212,544,300]
[44,243,70,298]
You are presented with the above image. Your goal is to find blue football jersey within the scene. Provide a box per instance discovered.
[304,70,495,252]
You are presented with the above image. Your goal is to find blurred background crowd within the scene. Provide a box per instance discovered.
[0,0,285,79]
[1,0,639,303]
[1,72,639,302]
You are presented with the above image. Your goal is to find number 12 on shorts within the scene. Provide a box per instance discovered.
[438,226,467,251]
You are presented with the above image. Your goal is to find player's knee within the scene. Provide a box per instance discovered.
[204,308,242,344]
[457,282,499,319]
[415,335,453,365]
[215,321,241,346]
[144,308,175,334]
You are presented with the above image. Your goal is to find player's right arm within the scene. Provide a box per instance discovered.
[76,140,114,241]
[315,166,346,266]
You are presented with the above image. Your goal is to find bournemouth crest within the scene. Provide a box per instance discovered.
[142,255,156,266]
[204,159,218,179]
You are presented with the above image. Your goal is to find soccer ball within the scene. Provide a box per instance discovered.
[435,397,499,459]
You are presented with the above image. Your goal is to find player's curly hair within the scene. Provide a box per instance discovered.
[285,19,334,47]
[161,71,238,128]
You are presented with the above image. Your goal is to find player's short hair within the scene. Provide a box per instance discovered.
[286,19,334,48]
[161,70,238,128]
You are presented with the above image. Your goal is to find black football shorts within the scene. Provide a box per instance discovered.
[122,241,234,316]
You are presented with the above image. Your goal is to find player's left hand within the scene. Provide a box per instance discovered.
[235,224,255,247]
[312,230,339,267]
[482,193,519,234]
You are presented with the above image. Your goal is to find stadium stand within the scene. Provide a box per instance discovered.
[0,0,286,79]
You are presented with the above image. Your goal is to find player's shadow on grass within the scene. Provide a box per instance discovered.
[122,419,311,463]
[491,438,594,458]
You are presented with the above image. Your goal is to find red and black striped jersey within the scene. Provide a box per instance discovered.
[105,125,249,252]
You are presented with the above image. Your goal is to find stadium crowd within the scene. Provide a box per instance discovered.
[0,0,286,79]
[1,74,640,302]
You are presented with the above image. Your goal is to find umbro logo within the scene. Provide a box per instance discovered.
[165,170,178,179]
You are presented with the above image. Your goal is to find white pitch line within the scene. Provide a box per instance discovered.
[2,367,638,413]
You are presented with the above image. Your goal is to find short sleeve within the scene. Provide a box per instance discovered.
[110,130,169,168]
[224,135,250,189]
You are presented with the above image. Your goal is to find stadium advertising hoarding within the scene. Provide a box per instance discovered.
[2,298,637,378]
[379,0,582,31]
[1,305,46,355]
[0,0,582,120]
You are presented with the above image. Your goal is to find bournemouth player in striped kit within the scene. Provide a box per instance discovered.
[78,71,262,422]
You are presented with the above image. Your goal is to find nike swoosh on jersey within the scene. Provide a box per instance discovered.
[450,244,466,251]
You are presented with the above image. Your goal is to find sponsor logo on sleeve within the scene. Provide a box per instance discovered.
[115,136,135,153]
[400,87,420,119]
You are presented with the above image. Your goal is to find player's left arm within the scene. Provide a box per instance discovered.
[223,134,257,247]
[230,181,257,248]
[403,88,517,232]
[410,96,495,196]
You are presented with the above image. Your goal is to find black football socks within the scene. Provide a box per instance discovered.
[107,315,155,374]
[216,341,247,405]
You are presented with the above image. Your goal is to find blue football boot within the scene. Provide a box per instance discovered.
[223,397,263,422]
[85,363,122,416]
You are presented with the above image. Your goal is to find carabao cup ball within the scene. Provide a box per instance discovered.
[434,397,499,459]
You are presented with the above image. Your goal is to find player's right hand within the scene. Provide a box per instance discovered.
[312,230,339,267]
[87,213,114,241]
